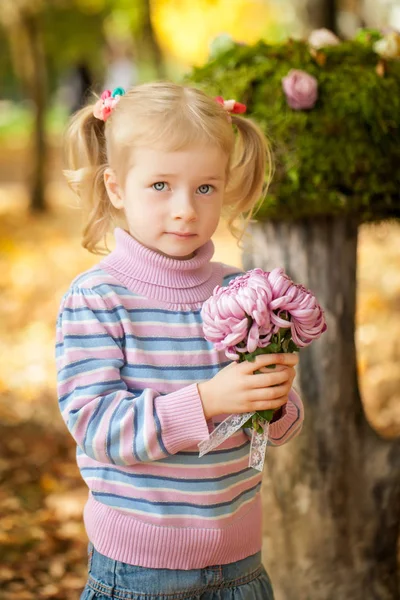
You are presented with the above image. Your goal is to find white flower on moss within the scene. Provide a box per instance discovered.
[308,28,340,49]
[373,32,400,59]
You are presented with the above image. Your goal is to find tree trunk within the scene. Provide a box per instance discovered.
[242,216,400,599]
[23,11,48,213]
[140,0,166,79]
[7,9,48,212]
[304,0,338,33]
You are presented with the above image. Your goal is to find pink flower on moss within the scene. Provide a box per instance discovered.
[282,69,318,111]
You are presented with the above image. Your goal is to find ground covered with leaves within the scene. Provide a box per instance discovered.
[0,181,399,599]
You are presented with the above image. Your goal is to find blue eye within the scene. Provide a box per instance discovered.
[152,182,167,191]
[197,184,214,195]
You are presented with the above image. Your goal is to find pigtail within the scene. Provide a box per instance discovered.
[63,103,119,255]
[223,115,274,246]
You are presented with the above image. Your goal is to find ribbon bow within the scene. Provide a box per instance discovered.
[93,87,125,122]
[214,96,247,121]
[198,413,270,472]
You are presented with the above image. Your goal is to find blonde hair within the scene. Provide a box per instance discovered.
[63,81,273,254]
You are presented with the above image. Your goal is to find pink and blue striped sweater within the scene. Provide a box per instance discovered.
[55,227,304,569]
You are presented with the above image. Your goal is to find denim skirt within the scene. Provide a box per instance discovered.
[80,542,275,600]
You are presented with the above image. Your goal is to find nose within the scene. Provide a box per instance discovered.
[171,191,197,222]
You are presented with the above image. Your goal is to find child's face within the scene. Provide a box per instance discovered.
[105,144,228,260]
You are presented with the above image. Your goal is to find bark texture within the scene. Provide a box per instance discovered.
[242,216,400,600]
[304,0,338,33]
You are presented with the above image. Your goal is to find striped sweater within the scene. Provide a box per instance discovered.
[55,227,304,569]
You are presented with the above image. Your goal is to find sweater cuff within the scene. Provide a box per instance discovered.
[154,384,210,455]
[268,388,304,443]
[270,404,286,423]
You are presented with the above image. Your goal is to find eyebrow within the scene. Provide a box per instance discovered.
[151,174,224,181]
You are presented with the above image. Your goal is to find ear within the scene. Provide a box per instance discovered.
[104,168,124,210]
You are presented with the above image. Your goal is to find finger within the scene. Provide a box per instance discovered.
[242,353,298,373]
[251,396,289,412]
[287,367,296,384]
[274,365,296,381]
[259,366,297,387]
[258,364,287,374]
[248,369,290,389]
[248,384,291,402]
[273,353,299,366]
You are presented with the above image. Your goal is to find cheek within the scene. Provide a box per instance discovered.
[204,199,223,223]
[125,196,164,227]
[127,204,151,224]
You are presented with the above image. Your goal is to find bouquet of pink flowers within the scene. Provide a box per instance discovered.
[198,268,327,469]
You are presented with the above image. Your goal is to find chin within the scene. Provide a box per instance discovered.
[169,250,196,260]
[164,243,198,259]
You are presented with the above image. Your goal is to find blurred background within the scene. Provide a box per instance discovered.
[0,1,399,598]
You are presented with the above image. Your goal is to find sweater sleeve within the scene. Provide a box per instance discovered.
[55,286,210,466]
[243,387,304,446]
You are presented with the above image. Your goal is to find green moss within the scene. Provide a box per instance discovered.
[185,38,400,222]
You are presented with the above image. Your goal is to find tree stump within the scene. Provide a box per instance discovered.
[243,216,400,599]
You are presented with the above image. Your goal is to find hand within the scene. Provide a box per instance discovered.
[198,353,299,420]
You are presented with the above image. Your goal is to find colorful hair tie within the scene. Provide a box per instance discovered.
[214,96,247,121]
[93,87,125,122]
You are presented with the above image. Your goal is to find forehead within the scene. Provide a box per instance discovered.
[129,145,228,176]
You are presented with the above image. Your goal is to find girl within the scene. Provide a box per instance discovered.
[56,82,303,600]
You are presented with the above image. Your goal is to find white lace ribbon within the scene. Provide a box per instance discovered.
[198,413,269,472]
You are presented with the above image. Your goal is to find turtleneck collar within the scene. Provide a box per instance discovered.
[99,228,223,305]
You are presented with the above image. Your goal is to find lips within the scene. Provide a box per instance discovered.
[168,232,196,237]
